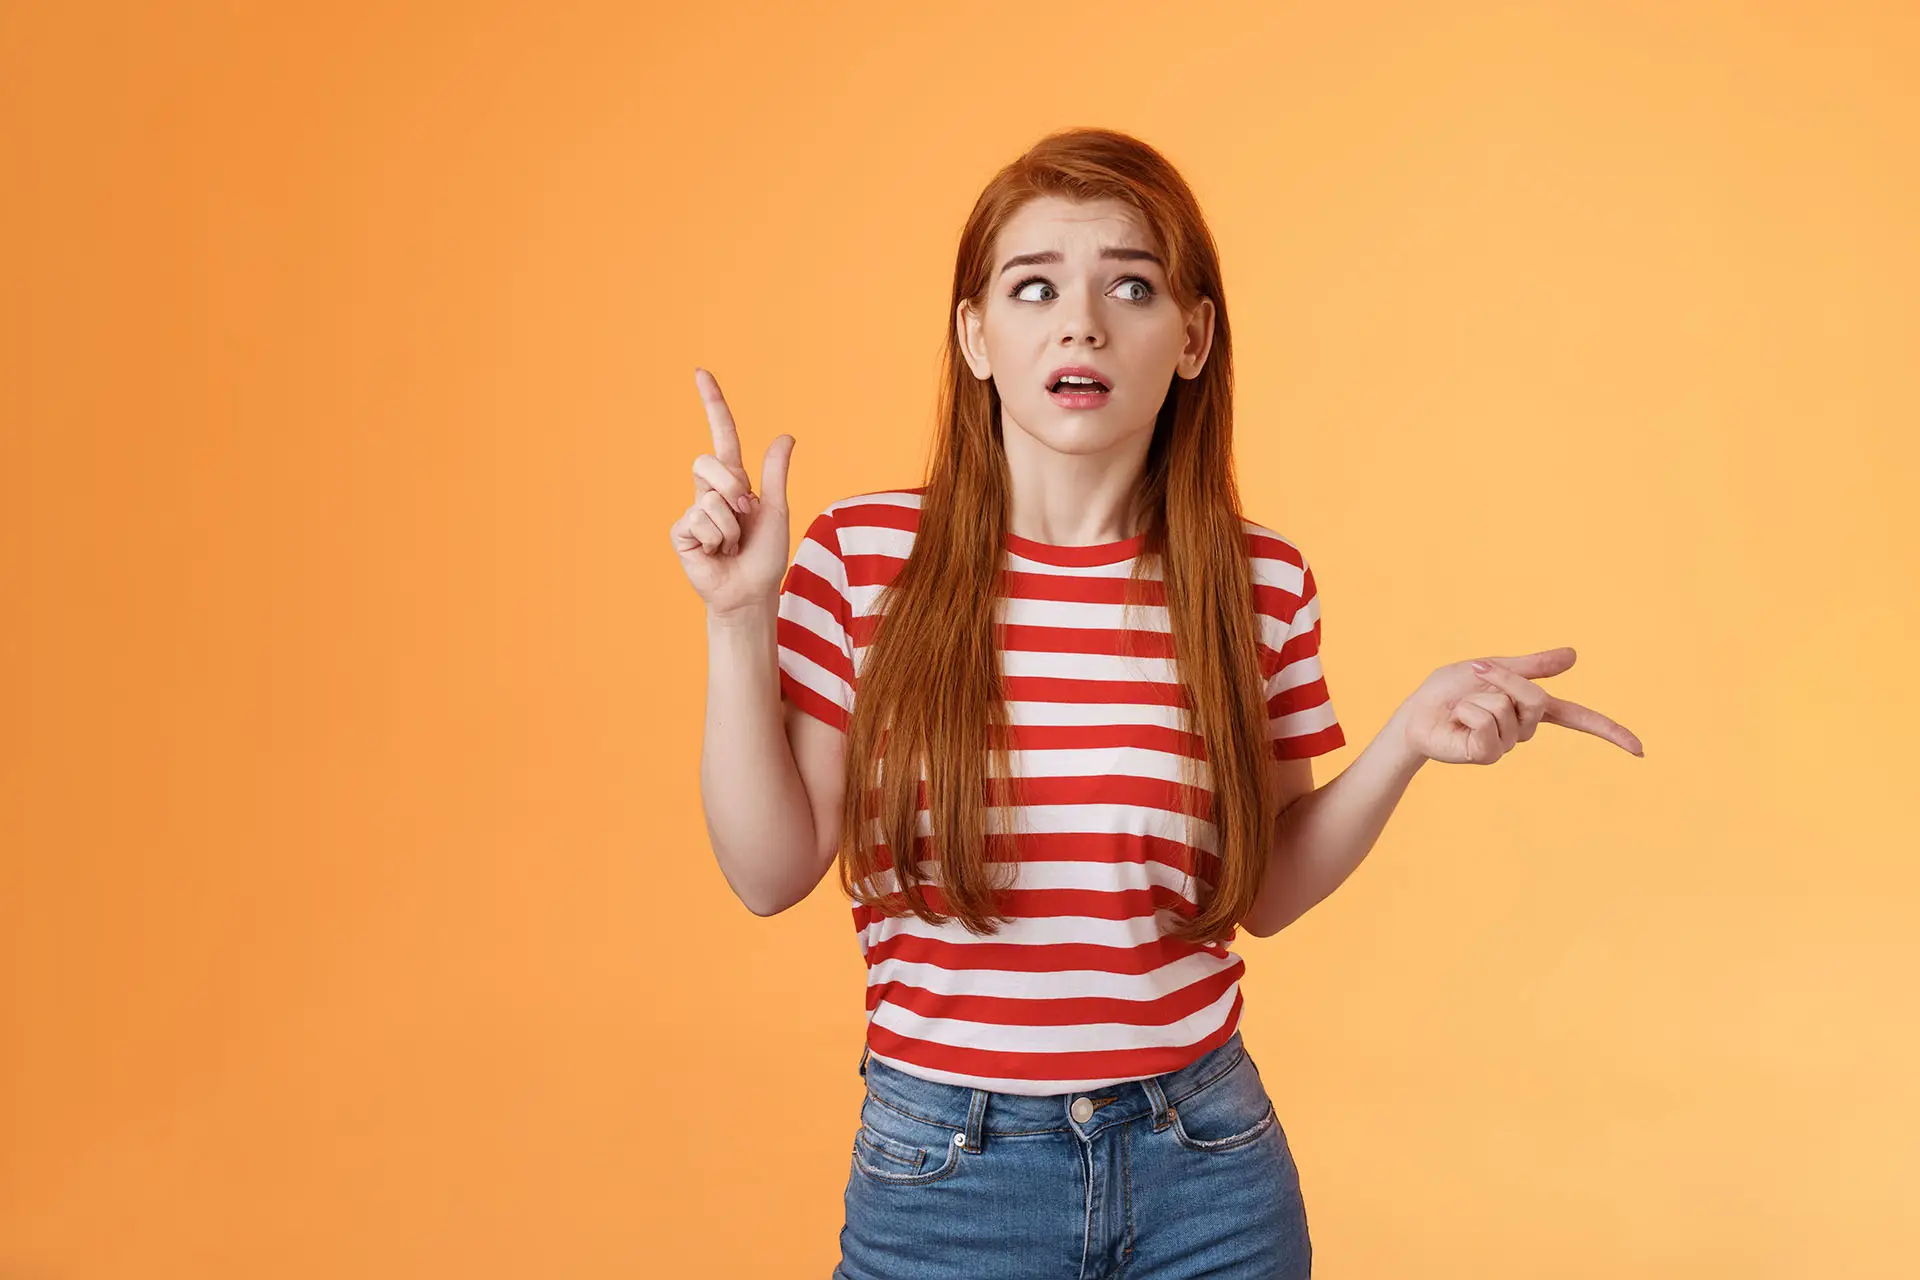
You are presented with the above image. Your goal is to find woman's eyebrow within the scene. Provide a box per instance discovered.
[997,247,1165,275]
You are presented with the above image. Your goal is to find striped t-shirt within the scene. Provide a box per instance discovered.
[775,486,1345,1095]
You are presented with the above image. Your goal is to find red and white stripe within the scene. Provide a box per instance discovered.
[775,488,1344,1094]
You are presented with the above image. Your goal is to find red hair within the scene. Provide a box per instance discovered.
[839,126,1278,946]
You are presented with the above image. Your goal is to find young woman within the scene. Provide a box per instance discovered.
[671,127,1643,1280]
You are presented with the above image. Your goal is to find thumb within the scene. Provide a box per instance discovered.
[1493,646,1577,678]
[760,434,796,510]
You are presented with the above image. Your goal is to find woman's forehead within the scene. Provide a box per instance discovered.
[999,195,1152,248]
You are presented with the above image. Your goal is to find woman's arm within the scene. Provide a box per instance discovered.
[701,604,843,916]
[1240,647,1644,937]
[1241,704,1426,937]
[673,367,838,917]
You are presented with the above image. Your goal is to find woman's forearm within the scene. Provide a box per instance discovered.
[1243,704,1428,937]
[700,603,820,915]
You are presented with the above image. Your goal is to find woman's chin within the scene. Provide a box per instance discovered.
[1004,407,1153,454]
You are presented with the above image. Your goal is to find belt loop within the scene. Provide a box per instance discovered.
[857,1043,870,1078]
[963,1087,989,1153]
[1140,1074,1174,1130]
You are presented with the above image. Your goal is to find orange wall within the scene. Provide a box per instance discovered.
[2,2,1915,1275]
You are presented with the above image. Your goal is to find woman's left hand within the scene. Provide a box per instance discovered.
[1398,646,1644,765]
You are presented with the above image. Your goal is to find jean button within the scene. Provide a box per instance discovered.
[1070,1097,1095,1123]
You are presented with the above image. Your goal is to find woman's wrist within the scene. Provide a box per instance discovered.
[707,598,779,633]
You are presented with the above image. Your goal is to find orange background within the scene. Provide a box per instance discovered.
[3,2,1916,1276]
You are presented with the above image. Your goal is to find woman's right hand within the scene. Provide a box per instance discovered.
[669,367,797,618]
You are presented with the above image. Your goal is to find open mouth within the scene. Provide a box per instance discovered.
[1049,377,1111,393]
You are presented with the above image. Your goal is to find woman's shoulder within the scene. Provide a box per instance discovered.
[1238,517,1319,619]
[808,486,926,552]
[1238,517,1313,575]
[819,485,926,521]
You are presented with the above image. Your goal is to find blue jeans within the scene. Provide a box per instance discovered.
[833,1030,1312,1278]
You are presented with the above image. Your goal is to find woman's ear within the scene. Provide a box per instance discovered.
[955,298,991,380]
[1178,295,1216,379]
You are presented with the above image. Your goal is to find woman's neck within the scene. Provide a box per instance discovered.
[1001,427,1150,545]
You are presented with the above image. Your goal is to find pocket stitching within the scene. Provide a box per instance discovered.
[1164,1051,1277,1154]
[1170,1097,1277,1153]
[856,1090,967,1189]
[854,1126,925,1172]
[851,1131,962,1186]
[851,1100,963,1187]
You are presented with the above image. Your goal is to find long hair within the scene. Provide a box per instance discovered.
[836,126,1279,947]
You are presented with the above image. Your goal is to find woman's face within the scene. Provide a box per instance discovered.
[958,195,1214,459]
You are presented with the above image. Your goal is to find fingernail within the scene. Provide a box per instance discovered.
[1470,660,1492,673]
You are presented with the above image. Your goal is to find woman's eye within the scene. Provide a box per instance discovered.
[1010,276,1157,304]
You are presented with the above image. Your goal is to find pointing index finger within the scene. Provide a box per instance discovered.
[1544,696,1645,756]
[694,367,744,471]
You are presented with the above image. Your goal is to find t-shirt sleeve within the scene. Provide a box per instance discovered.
[1264,551,1347,759]
[776,507,857,733]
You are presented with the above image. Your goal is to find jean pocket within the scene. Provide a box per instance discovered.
[851,1092,965,1186]
[1167,1047,1278,1154]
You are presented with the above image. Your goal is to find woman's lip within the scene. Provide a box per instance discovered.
[1048,385,1112,408]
